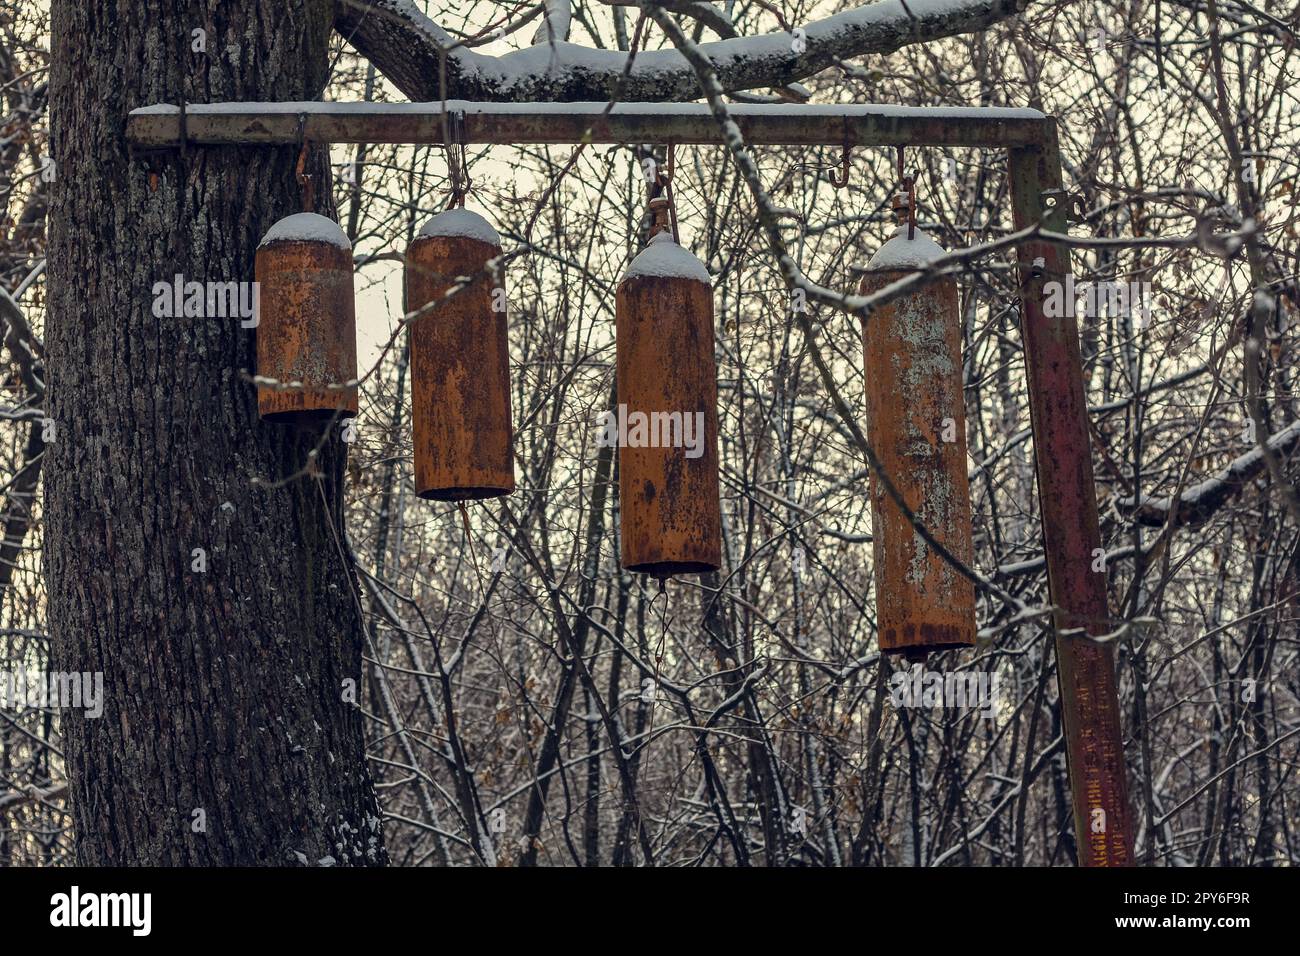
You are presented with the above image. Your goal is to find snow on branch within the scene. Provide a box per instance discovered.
[335,0,1029,102]
[1116,420,1300,529]
[531,0,572,45]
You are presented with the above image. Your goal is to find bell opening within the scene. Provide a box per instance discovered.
[261,408,356,425]
[627,560,719,579]
[883,639,974,660]
[878,621,972,658]
[418,486,513,502]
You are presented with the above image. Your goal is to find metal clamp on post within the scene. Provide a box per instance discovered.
[1040,188,1087,226]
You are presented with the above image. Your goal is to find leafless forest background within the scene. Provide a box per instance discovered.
[3,0,1299,865]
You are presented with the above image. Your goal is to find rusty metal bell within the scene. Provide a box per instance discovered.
[405,208,515,500]
[615,200,722,577]
[255,213,359,422]
[859,224,976,658]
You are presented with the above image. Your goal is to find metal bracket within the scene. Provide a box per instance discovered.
[1040,188,1087,225]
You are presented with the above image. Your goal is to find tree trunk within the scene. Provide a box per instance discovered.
[46,0,386,866]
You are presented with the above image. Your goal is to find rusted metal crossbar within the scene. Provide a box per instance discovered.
[126,100,1049,149]
[125,99,1135,866]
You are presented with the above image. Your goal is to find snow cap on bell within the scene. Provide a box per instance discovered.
[865,225,946,272]
[622,231,710,285]
[418,207,501,247]
[258,212,351,250]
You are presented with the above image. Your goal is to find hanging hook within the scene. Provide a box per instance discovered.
[905,171,917,241]
[828,140,852,189]
[892,145,918,240]
[664,141,680,243]
[445,109,471,209]
[294,113,315,213]
[651,141,681,244]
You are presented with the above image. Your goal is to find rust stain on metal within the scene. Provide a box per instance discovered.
[125,104,1049,150]
[255,239,358,422]
[615,258,722,578]
[859,268,976,657]
[1009,129,1134,866]
[405,231,515,500]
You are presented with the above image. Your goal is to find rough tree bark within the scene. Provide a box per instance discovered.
[46,0,386,865]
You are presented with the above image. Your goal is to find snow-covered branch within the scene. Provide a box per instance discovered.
[335,0,1029,102]
[530,0,572,45]
[1116,420,1300,528]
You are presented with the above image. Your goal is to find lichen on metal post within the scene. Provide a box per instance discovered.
[1008,122,1135,866]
